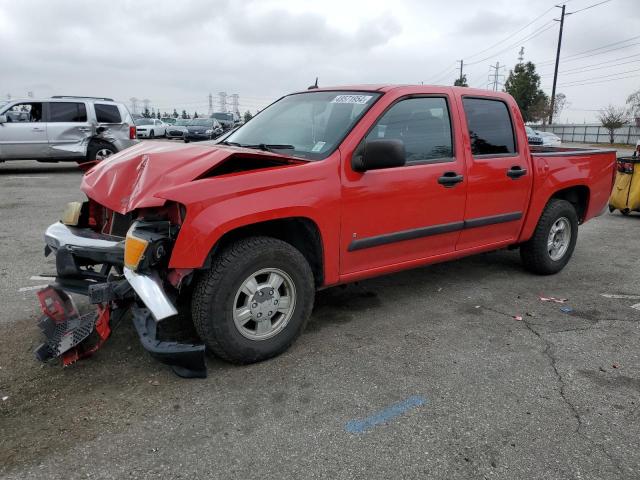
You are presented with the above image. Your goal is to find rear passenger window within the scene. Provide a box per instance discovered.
[95,104,122,123]
[366,97,453,163]
[49,102,87,122]
[462,98,516,156]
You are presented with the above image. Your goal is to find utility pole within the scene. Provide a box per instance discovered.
[129,97,138,114]
[488,62,505,91]
[218,92,227,113]
[457,60,464,84]
[549,4,566,125]
[208,93,213,116]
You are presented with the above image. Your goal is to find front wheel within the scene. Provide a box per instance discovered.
[149,130,155,139]
[520,199,578,275]
[191,236,315,364]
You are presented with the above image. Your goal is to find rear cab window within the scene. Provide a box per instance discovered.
[48,102,87,123]
[462,98,516,156]
[95,103,122,123]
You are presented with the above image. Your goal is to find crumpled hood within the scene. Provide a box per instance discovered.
[81,141,292,214]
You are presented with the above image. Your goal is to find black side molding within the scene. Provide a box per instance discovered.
[348,211,523,252]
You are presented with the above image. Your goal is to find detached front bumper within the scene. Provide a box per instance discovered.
[40,222,205,377]
[44,222,177,321]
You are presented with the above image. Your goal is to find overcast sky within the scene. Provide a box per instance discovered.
[1,0,638,123]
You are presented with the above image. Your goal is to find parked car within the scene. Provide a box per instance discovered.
[166,119,190,139]
[35,85,616,378]
[535,130,562,147]
[0,96,136,165]
[135,118,167,138]
[525,126,544,145]
[211,112,238,131]
[183,118,223,142]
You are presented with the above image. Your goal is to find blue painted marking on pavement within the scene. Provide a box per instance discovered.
[345,395,427,433]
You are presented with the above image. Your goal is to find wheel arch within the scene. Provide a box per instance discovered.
[549,185,590,223]
[201,217,325,287]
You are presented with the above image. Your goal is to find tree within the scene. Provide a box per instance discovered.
[626,90,640,125]
[503,61,548,123]
[172,109,179,118]
[528,93,569,125]
[143,107,151,118]
[181,110,190,119]
[243,110,253,123]
[598,105,627,144]
[193,112,199,119]
[453,74,468,87]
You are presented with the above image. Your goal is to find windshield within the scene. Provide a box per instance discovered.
[188,119,213,127]
[225,91,381,159]
[212,113,233,121]
[135,118,155,126]
[525,126,536,135]
[175,119,190,126]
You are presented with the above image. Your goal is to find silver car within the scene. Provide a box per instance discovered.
[0,96,137,165]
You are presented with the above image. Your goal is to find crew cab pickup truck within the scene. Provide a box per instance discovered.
[35,85,616,378]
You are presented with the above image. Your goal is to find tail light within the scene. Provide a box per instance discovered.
[129,125,136,139]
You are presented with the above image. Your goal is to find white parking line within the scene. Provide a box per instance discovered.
[601,293,640,300]
[30,275,54,281]
[18,284,48,292]
[632,303,640,311]
[4,176,50,179]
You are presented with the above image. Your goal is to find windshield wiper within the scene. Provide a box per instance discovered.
[241,143,295,152]
[218,140,242,147]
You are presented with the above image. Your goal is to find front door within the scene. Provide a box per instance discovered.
[46,101,91,159]
[0,102,47,159]
[455,96,533,250]
[340,95,467,275]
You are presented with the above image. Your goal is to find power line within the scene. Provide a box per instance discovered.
[466,21,556,66]
[463,6,556,61]
[566,0,613,15]
[554,72,640,88]
[556,67,640,85]
[537,34,640,65]
[541,57,640,77]
[539,52,640,75]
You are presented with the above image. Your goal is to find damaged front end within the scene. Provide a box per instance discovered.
[36,201,206,378]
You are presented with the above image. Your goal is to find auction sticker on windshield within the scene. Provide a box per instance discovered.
[331,95,373,104]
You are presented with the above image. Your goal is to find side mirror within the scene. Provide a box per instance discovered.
[352,139,406,172]
[0,114,6,124]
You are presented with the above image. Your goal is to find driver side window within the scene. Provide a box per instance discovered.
[6,102,43,123]
[366,97,453,164]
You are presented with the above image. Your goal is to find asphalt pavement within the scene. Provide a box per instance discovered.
[1,149,640,480]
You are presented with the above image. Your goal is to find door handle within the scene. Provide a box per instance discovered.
[507,166,527,179]
[78,127,92,132]
[438,171,464,187]
[31,127,45,132]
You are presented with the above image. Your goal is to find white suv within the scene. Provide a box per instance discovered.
[0,96,138,165]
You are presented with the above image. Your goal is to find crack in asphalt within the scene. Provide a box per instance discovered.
[520,316,626,477]
[476,304,626,475]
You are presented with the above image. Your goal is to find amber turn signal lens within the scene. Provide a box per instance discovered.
[124,233,149,270]
[61,202,83,226]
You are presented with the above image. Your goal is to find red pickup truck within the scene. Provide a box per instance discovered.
[36,85,615,377]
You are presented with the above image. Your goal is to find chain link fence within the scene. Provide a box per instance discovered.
[532,124,640,145]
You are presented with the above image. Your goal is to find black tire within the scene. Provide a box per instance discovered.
[149,130,155,139]
[192,236,315,364]
[621,209,631,216]
[520,199,578,275]
[84,141,116,164]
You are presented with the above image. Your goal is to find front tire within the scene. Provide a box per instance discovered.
[149,130,155,139]
[192,236,315,364]
[520,199,578,275]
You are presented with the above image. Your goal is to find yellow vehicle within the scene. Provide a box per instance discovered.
[609,155,640,215]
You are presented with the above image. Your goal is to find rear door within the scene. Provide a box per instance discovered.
[340,93,467,274]
[0,102,47,159]
[455,96,532,250]
[46,101,91,158]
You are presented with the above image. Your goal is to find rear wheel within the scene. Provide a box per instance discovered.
[192,236,315,364]
[520,199,578,275]
[84,141,116,164]
[149,130,155,139]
